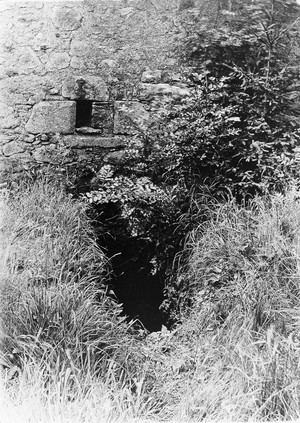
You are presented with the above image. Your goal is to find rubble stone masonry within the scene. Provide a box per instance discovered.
[0,0,214,172]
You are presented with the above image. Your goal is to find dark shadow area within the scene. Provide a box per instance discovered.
[91,202,166,332]
[76,100,93,128]
[109,239,165,332]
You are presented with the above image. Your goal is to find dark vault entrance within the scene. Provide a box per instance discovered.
[109,238,164,332]
[92,202,165,332]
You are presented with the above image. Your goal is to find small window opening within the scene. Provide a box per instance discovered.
[76,100,93,128]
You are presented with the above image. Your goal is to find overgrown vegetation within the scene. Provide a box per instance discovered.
[0,180,151,412]
[3,0,300,420]
[119,0,300,197]
[3,182,300,421]
[80,0,300,325]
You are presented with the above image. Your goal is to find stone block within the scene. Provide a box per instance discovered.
[114,101,150,135]
[12,47,43,75]
[2,141,25,156]
[45,53,70,70]
[0,134,14,147]
[32,145,56,163]
[63,135,126,149]
[62,76,109,101]
[0,103,20,129]
[70,56,85,70]
[24,134,35,143]
[25,101,76,134]
[75,127,103,135]
[138,83,190,100]
[52,7,82,31]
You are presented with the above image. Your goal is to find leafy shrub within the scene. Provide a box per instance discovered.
[121,0,300,199]
[181,0,300,194]
[138,74,300,197]
[82,1,300,322]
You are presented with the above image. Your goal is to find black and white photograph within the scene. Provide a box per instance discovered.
[1,0,300,421]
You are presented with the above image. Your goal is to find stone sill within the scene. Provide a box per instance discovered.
[63,135,127,149]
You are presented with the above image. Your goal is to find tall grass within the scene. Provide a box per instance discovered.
[0,179,161,422]
[156,187,300,420]
[0,179,130,369]
[3,179,300,421]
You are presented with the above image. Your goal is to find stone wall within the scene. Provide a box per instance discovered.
[0,0,215,172]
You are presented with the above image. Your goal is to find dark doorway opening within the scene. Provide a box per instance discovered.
[109,238,165,332]
[92,202,166,332]
[76,100,93,128]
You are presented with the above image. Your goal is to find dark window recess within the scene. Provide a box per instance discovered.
[92,202,166,332]
[76,100,93,127]
[76,100,114,135]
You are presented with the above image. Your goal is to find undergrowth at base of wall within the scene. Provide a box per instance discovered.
[0,162,176,331]
[3,177,300,421]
